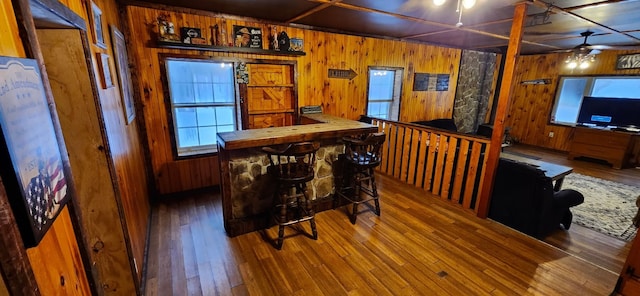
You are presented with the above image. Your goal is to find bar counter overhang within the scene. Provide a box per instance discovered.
[217,114,378,237]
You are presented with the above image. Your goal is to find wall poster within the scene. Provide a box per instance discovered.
[0,56,69,247]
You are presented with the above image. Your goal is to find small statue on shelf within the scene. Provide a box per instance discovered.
[269,25,279,50]
[157,13,179,43]
[278,31,290,51]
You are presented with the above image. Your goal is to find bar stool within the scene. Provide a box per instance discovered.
[262,141,320,249]
[335,132,386,224]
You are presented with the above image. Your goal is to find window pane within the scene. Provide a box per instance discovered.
[195,84,214,103]
[213,83,235,103]
[552,78,587,124]
[177,127,199,148]
[166,59,237,156]
[198,126,217,146]
[369,70,394,101]
[196,107,216,126]
[170,83,195,104]
[175,107,197,128]
[216,107,235,125]
[592,78,640,99]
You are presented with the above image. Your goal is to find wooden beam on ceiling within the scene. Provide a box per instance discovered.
[287,0,343,23]
[310,0,559,50]
[530,0,640,43]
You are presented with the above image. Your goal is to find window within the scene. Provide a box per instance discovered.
[367,67,403,120]
[165,58,237,156]
[551,76,640,126]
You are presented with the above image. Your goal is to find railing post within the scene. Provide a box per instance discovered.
[476,3,527,218]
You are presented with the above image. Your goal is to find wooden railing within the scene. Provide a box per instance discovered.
[372,119,492,214]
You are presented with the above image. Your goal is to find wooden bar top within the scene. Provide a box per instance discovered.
[217,114,378,150]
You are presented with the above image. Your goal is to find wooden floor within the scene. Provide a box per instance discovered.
[143,145,638,295]
[505,144,638,274]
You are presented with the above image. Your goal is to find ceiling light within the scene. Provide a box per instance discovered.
[434,0,476,27]
[565,53,596,69]
[462,0,476,9]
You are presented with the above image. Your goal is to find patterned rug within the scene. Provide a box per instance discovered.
[562,173,640,241]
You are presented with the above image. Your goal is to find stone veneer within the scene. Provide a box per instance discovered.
[228,144,345,219]
[453,50,497,133]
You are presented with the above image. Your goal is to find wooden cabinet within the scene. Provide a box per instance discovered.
[243,63,297,129]
[616,230,640,295]
[569,127,639,169]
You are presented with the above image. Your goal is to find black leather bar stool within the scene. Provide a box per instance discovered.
[334,132,386,224]
[262,142,320,249]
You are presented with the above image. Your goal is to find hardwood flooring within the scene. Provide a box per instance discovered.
[144,144,637,295]
[504,144,638,273]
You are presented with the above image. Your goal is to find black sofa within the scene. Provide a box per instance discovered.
[411,118,458,132]
[489,158,584,239]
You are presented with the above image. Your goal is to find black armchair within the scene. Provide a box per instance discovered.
[489,158,584,239]
[411,118,458,132]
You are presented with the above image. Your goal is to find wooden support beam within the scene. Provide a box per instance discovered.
[476,2,527,218]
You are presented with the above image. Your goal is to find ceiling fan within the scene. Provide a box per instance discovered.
[554,31,640,55]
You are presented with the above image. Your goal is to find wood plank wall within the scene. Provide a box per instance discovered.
[372,119,491,213]
[2,0,151,294]
[507,50,640,151]
[124,4,462,195]
[0,1,89,295]
[84,0,151,285]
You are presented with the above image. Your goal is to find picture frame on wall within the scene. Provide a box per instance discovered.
[96,52,114,89]
[90,2,107,49]
[233,25,262,48]
[110,25,136,124]
[616,53,640,70]
[0,56,71,248]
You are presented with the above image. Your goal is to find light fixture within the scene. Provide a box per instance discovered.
[565,53,596,69]
[433,0,476,27]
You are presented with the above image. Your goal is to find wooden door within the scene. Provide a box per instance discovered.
[617,230,640,295]
[242,63,296,129]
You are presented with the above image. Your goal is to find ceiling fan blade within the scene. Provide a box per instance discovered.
[585,44,640,51]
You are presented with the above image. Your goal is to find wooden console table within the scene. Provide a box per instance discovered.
[569,126,640,169]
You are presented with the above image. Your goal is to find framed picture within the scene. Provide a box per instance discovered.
[413,73,429,91]
[110,25,136,124]
[290,38,303,52]
[180,27,205,44]
[96,53,114,89]
[616,53,640,70]
[233,25,262,48]
[0,56,70,247]
[90,2,107,49]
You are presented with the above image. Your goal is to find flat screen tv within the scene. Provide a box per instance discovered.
[577,96,640,128]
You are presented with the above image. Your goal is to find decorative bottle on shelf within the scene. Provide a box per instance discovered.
[220,21,228,47]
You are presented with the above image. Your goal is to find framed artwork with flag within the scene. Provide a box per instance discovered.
[0,56,70,247]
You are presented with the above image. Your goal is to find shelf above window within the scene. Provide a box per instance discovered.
[157,41,306,56]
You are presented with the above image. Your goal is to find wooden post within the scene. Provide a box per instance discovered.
[476,2,527,218]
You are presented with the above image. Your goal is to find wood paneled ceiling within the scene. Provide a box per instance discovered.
[126,0,640,54]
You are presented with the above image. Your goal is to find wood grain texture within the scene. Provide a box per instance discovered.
[144,169,623,295]
[124,4,462,194]
[0,0,25,57]
[37,28,137,295]
[90,0,151,284]
[372,119,490,213]
[26,207,91,296]
[507,50,640,152]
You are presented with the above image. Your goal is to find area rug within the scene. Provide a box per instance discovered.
[562,173,640,241]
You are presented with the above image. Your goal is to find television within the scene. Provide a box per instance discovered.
[577,96,640,128]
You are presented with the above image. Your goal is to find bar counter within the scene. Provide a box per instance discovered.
[217,114,378,237]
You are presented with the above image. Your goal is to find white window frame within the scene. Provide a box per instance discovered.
[164,57,239,157]
[366,67,403,121]
[551,75,640,126]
